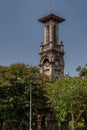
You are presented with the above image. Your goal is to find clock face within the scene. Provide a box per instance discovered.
[55,61,59,67]
[45,60,49,66]
[44,59,49,66]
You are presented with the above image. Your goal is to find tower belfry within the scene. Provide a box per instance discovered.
[39,13,65,78]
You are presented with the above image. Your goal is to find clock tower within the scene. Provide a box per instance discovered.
[39,13,65,78]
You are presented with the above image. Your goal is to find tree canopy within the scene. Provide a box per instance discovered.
[76,64,87,78]
[1,63,87,130]
[46,77,87,130]
[0,63,48,130]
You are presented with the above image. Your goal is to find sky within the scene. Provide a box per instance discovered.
[0,0,87,76]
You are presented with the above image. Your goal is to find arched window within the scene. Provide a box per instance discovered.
[46,25,50,44]
[53,25,57,44]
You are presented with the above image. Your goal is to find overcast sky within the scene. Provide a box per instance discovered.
[0,0,87,76]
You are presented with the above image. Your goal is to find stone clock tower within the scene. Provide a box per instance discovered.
[39,13,65,78]
[37,13,65,130]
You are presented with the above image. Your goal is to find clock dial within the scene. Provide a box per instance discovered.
[45,60,49,66]
[55,61,59,67]
[44,59,49,66]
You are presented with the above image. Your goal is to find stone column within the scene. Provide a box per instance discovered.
[44,26,46,44]
[50,25,53,43]
[57,24,59,44]
[50,64,53,77]
[37,114,42,130]
[50,25,54,48]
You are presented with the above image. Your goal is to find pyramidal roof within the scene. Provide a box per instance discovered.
[38,13,65,23]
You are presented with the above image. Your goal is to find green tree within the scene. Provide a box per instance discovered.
[76,64,87,78]
[77,64,87,127]
[0,63,48,129]
[47,77,87,130]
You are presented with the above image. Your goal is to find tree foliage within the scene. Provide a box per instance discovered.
[46,77,87,130]
[0,63,48,130]
[76,64,87,78]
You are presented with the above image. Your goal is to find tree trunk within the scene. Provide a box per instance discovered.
[82,112,87,127]
[71,122,76,130]
[71,113,76,130]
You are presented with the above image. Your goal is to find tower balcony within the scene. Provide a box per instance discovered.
[39,42,64,54]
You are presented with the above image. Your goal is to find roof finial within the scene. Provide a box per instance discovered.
[50,0,53,13]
